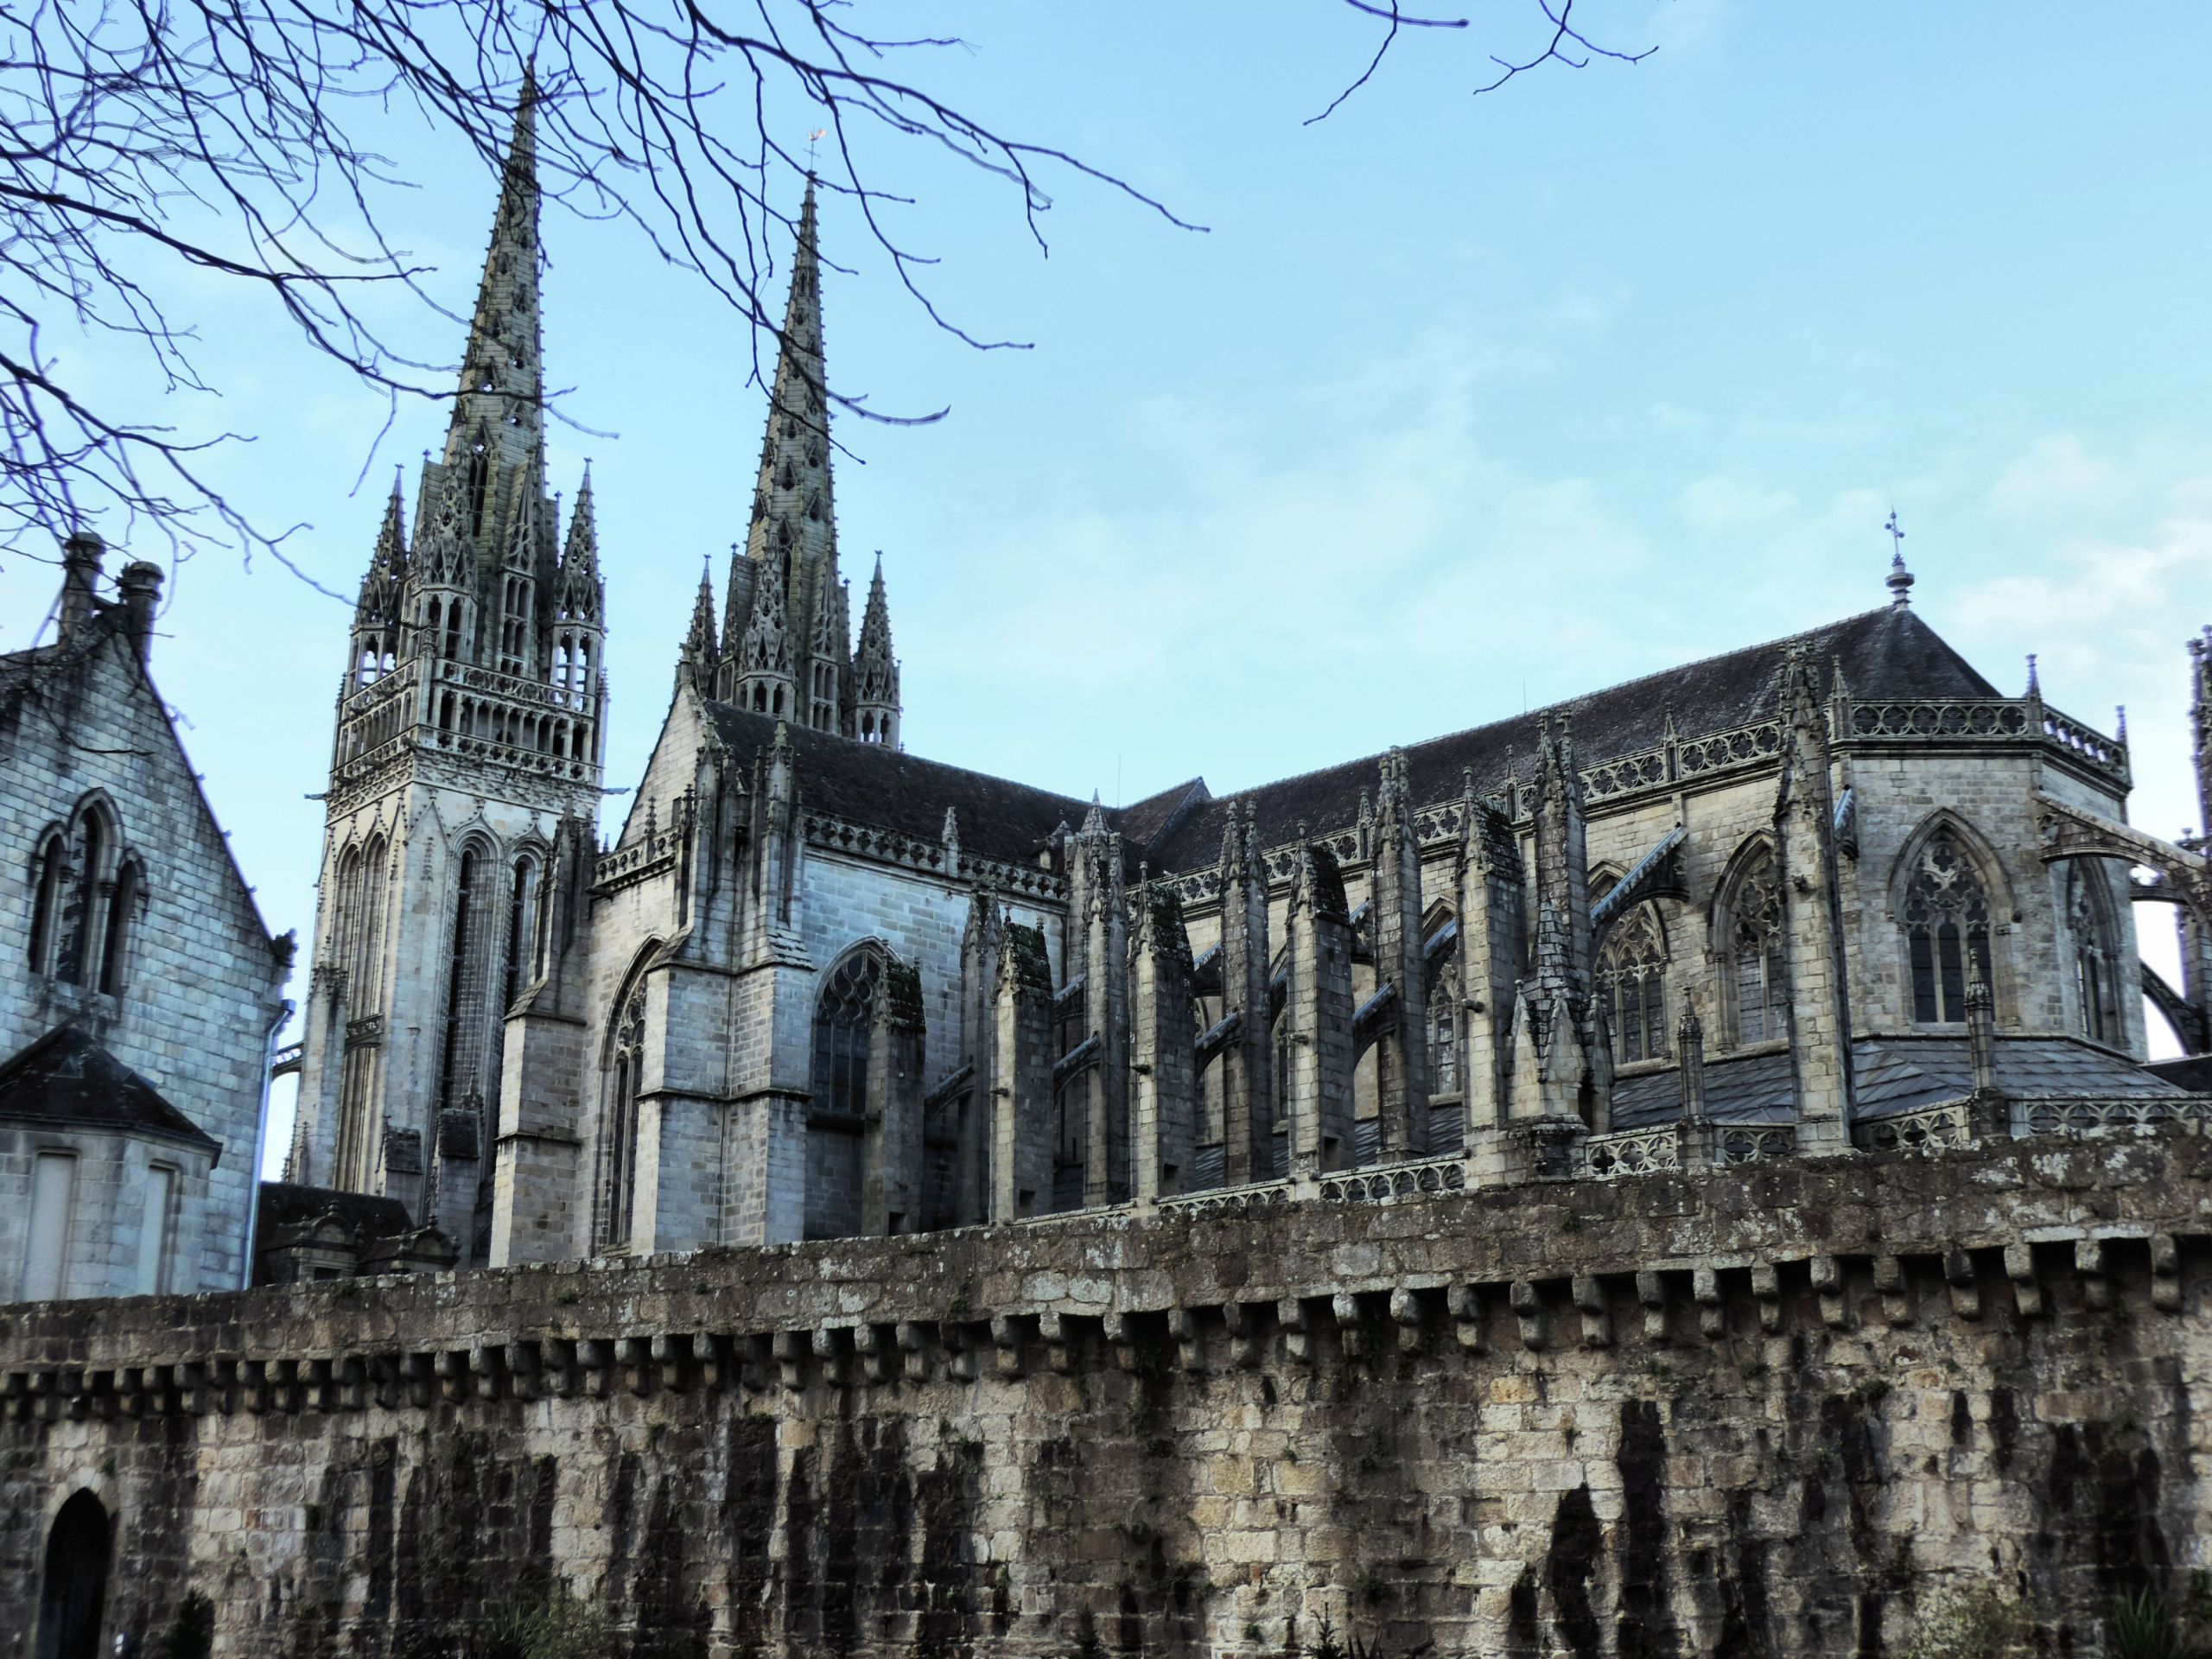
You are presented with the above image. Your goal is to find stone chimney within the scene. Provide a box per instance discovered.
[57,531,104,640]
[116,561,162,665]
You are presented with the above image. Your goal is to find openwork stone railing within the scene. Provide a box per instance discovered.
[1859,1101,1974,1154]
[1717,1125,1793,1165]
[1318,1157,1467,1204]
[2013,1096,2212,1137]
[1156,1180,1294,1219]
[1583,1127,1681,1179]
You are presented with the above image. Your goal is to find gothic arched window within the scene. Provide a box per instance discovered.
[41,803,114,988]
[598,982,648,1250]
[27,829,65,974]
[435,844,498,1112]
[1598,907,1669,1064]
[466,444,490,538]
[502,853,540,1015]
[2067,862,2121,1045]
[812,950,880,1122]
[1721,845,1787,1045]
[1428,982,1458,1093]
[98,857,142,995]
[1903,828,1993,1025]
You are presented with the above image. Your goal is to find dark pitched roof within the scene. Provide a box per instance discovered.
[703,702,1099,868]
[1145,605,1998,870]
[0,1027,218,1151]
[255,1180,413,1241]
[1611,1034,2186,1129]
[2148,1057,2212,1095]
[704,606,1997,881]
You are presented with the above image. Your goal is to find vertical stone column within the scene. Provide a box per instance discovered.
[1217,805,1274,1184]
[1131,879,1196,1202]
[1454,779,1524,1179]
[1774,647,1857,1155]
[492,817,595,1265]
[991,924,1055,1222]
[955,887,1003,1224]
[1497,717,1602,1181]
[1074,813,1130,1205]
[1286,837,1355,1175]
[1371,750,1430,1157]
[1675,1008,1714,1167]
[864,957,925,1234]
[2184,630,2212,1051]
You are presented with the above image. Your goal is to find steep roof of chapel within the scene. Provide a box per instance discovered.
[1139,604,1999,871]
[704,701,1099,868]
[0,1026,219,1151]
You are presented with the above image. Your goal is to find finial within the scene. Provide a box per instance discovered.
[2024,653,2040,698]
[2116,704,2128,742]
[1885,509,1914,607]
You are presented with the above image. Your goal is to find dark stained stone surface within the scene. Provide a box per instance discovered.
[0,1025,217,1150]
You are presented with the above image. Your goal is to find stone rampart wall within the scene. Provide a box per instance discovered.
[4,1138,2210,1656]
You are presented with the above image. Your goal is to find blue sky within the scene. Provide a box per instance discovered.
[5,3,2208,1152]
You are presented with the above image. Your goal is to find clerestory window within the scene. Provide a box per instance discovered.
[1903,828,1993,1025]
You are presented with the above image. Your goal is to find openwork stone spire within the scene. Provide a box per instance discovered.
[447,64,545,475]
[725,177,849,730]
[681,559,718,690]
[355,473,408,624]
[557,467,603,624]
[852,554,900,744]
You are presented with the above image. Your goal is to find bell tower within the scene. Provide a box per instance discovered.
[288,68,607,1262]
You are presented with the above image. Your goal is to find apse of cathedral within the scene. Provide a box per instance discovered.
[286,76,2212,1270]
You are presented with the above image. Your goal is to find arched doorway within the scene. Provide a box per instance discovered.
[35,1491,111,1659]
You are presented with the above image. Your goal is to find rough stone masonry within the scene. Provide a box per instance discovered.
[5,1132,2211,1657]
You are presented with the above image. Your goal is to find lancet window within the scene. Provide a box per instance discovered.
[806,949,880,1240]
[1722,846,1788,1045]
[435,844,498,1112]
[597,982,648,1250]
[1903,829,1993,1025]
[1428,976,1459,1093]
[2066,862,2122,1045]
[811,950,880,1122]
[28,799,119,989]
[1598,907,1669,1064]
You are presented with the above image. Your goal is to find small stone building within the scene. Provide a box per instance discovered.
[0,537,293,1298]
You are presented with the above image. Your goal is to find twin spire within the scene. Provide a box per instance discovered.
[346,62,601,691]
[683,175,902,746]
[350,94,900,747]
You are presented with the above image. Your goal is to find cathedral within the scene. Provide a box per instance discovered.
[284,82,2212,1270]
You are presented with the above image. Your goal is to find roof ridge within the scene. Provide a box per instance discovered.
[707,697,1103,823]
[1205,604,1900,805]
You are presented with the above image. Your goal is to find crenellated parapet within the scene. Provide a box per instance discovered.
[9,1131,2211,1410]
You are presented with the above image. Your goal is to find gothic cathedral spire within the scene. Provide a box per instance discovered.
[716,177,866,734]
[296,65,606,1263]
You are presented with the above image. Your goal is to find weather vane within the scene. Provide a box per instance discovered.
[1885,508,1905,556]
[806,127,826,171]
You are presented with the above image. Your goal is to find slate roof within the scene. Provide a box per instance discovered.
[1141,604,1999,871]
[704,702,1100,868]
[255,1180,414,1242]
[1611,1035,2191,1129]
[703,605,1999,881]
[0,1027,218,1151]
[2149,1057,2212,1094]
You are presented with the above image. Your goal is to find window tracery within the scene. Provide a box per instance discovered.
[1903,828,1992,1025]
[1598,907,1669,1063]
[1722,846,1788,1045]
[812,950,880,1122]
